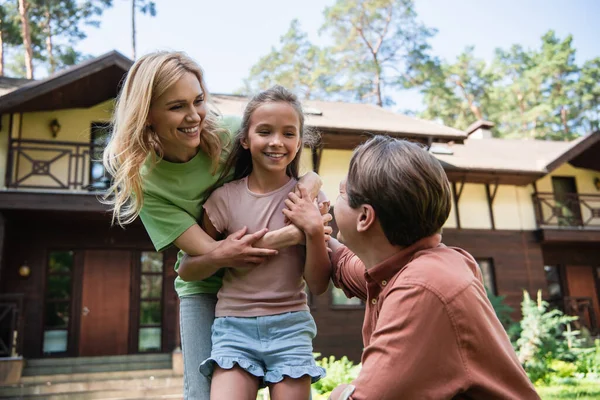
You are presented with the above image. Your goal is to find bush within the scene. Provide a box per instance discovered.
[311,353,360,397]
[516,290,578,384]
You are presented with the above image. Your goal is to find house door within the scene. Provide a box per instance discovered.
[552,177,582,226]
[79,250,132,356]
[565,265,600,334]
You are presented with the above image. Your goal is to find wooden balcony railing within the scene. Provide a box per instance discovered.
[0,294,24,357]
[550,296,599,335]
[533,192,600,229]
[5,138,109,191]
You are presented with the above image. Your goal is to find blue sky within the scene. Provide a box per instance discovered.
[76,0,600,112]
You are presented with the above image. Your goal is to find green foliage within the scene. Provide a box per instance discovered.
[311,353,360,396]
[573,339,600,376]
[485,286,514,330]
[241,20,336,99]
[1,0,112,77]
[516,290,579,384]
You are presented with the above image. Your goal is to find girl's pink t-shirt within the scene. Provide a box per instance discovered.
[203,176,326,317]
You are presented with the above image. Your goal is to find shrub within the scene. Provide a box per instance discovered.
[311,353,360,397]
[516,290,578,384]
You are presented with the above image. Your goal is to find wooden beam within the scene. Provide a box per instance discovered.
[0,191,108,212]
[311,147,323,174]
[486,184,496,230]
[452,180,464,229]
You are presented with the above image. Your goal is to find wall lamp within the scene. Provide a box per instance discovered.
[49,119,61,138]
[18,262,31,278]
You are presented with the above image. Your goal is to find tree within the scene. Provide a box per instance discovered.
[131,0,156,60]
[575,58,600,133]
[242,19,335,99]
[28,0,112,74]
[321,0,436,106]
[414,48,498,131]
[0,3,21,76]
[17,0,34,78]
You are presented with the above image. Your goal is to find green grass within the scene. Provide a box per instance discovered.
[536,379,600,399]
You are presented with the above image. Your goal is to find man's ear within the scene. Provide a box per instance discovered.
[356,204,376,233]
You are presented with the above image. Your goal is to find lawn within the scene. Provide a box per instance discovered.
[536,379,600,399]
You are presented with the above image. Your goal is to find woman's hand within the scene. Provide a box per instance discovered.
[213,226,279,267]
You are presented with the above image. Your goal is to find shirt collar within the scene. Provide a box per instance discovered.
[365,234,442,284]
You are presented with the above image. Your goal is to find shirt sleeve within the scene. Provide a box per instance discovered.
[349,285,466,400]
[139,193,196,252]
[202,186,230,234]
[331,246,368,301]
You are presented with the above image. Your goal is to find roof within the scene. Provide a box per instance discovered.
[0,51,132,114]
[211,94,467,141]
[431,132,600,184]
[0,77,33,96]
[544,130,600,172]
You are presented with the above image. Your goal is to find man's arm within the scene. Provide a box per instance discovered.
[329,238,368,301]
[330,286,465,400]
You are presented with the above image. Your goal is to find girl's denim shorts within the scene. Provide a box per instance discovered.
[199,310,326,387]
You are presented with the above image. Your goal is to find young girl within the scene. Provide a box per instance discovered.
[179,85,330,399]
[102,51,325,400]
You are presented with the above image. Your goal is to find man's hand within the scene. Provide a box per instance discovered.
[329,384,355,400]
[283,186,330,238]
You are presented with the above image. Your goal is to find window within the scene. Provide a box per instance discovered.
[544,265,563,301]
[89,122,112,191]
[330,283,363,308]
[43,251,74,354]
[476,258,496,295]
[138,252,164,352]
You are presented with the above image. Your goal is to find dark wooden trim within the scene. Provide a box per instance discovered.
[485,183,496,230]
[4,114,14,187]
[0,51,133,114]
[539,228,600,243]
[0,191,108,212]
[452,181,464,229]
[129,251,141,354]
[545,130,600,172]
[445,170,544,186]
[311,147,323,174]
[0,213,5,284]
[71,250,85,356]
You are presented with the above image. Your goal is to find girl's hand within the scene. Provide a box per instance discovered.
[214,227,278,267]
[283,186,328,238]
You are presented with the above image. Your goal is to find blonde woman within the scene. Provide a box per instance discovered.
[103,51,324,400]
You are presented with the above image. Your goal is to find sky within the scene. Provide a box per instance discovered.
[75,0,600,112]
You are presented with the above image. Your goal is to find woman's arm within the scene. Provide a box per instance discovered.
[282,186,332,295]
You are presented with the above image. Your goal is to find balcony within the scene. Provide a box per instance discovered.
[533,192,600,229]
[5,138,109,192]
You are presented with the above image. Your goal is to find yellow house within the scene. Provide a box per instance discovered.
[0,51,598,396]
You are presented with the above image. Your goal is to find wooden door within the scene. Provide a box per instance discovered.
[79,250,132,356]
[565,265,600,333]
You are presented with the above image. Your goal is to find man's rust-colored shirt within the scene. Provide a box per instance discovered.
[331,234,539,400]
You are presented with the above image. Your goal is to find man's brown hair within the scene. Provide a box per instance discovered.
[346,135,451,246]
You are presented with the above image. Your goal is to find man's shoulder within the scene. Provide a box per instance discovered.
[392,245,480,303]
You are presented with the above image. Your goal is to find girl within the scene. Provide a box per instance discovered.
[102,52,325,400]
[180,85,331,400]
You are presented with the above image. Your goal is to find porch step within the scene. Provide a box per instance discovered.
[0,369,182,399]
[22,354,172,376]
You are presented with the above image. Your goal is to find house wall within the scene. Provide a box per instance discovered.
[6,101,113,189]
[15,100,113,142]
[537,164,599,195]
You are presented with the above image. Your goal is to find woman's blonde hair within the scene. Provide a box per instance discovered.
[102,51,228,226]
